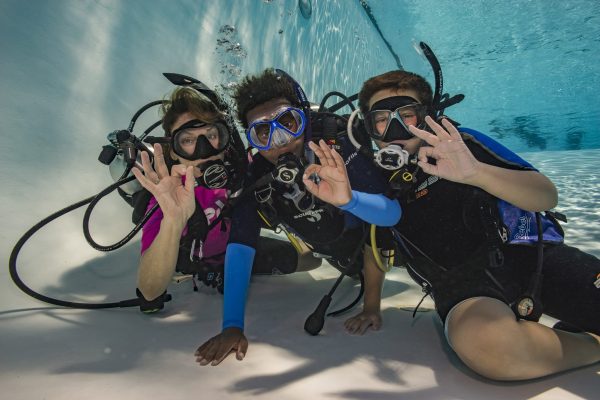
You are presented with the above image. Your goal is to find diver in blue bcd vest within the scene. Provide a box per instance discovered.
[193,68,401,366]
[325,67,600,381]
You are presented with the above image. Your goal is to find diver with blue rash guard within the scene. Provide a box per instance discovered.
[347,69,600,380]
[194,68,400,366]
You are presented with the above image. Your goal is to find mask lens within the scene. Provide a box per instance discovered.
[277,109,304,135]
[397,105,420,126]
[248,123,272,147]
[172,122,228,159]
[369,110,392,139]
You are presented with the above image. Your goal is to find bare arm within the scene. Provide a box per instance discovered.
[344,244,385,335]
[132,144,196,300]
[362,245,385,314]
[137,218,186,300]
[469,163,557,212]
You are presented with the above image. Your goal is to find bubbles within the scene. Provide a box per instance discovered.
[215,24,248,100]
[299,0,312,19]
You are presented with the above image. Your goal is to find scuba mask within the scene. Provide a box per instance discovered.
[170,119,230,160]
[246,107,306,150]
[364,96,427,142]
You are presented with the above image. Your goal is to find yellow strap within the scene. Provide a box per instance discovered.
[257,210,303,254]
[257,210,273,228]
[370,224,392,273]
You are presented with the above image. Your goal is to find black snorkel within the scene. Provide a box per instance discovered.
[417,42,464,119]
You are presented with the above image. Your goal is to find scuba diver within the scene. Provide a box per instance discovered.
[193,68,401,366]
[328,44,600,380]
[131,83,322,312]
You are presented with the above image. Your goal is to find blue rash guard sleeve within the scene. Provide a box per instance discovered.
[222,243,256,330]
[339,190,401,226]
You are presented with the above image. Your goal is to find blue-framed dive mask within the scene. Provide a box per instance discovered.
[246,107,306,150]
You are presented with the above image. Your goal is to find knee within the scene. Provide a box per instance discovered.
[446,298,527,381]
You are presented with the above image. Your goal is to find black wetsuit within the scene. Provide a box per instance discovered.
[229,137,389,267]
[387,135,600,334]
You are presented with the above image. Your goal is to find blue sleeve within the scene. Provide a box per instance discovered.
[222,243,256,330]
[339,190,401,226]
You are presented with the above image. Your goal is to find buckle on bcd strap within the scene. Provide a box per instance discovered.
[488,247,504,268]
[255,184,273,203]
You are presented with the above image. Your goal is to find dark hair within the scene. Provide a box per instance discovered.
[161,87,225,136]
[233,68,300,127]
[358,70,433,114]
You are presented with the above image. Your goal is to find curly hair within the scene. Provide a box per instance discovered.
[161,87,225,136]
[233,68,300,128]
[358,70,433,114]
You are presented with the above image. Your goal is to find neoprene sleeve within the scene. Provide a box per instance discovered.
[339,190,401,226]
[222,243,256,330]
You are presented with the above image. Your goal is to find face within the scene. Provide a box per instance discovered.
[246,98,305,164]
[170,112,225,177]
[368,88,424,155]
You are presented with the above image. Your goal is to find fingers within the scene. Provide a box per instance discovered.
[195,335,247,366]
[140,150,160,184]
[441,118,462,141]
[416,146,438,175]
[236,338,248,361]
[184,166,194,192]
[195,339,219,366]
[344,313,381,335]
[152,143,170,177]
[308,140,334,167]
[170,163,188,177]
[131,166,153,189]
[417,145,436,163]
[302,164,321,194]
[408,124,436,145]
[211,344,235,366]
[328,143,346,172]
[409,115,457,146]
[345,316,370,335]
[424,116,452,140]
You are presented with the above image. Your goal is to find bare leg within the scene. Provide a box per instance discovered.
[446,297,600,381]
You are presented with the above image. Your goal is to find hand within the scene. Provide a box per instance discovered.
[131,143,196,226]
[344,309,382,335]
[302,140,352,207]
[409,116,481,184]
[194,327,248,366]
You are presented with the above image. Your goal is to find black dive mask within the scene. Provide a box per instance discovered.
[171,119,230,161]
[196,159,231,189]
[365,96,427,142]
